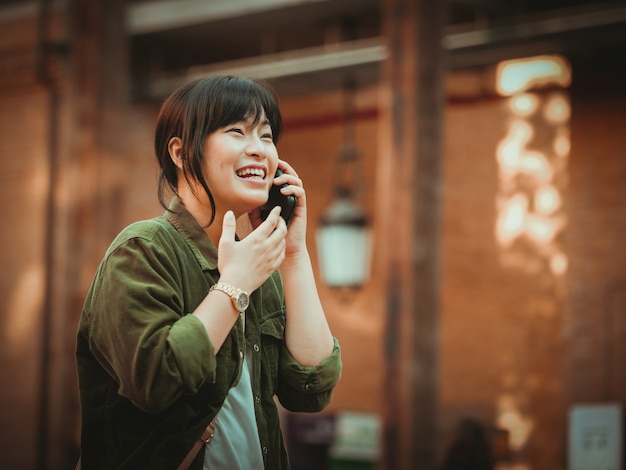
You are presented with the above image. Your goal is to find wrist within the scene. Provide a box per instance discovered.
[209,282,250,312]
[280,249,310,276]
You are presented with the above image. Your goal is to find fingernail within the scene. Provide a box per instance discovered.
[225,211,235,222]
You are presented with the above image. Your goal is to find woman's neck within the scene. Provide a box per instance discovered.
[178,187,224,246]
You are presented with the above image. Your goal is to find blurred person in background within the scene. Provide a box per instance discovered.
[439,419,494,470]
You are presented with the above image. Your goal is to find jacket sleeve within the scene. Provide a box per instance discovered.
[275,337,342,412]
[84,232,216,414]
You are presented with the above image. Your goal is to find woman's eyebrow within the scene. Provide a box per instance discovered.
[246,116,270,129]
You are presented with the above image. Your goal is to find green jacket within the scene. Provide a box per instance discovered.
[76,198,342,469]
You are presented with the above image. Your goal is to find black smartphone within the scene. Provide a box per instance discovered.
[259,169,297,225]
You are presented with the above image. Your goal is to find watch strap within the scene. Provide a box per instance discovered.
[210,282,238,297]
[210,282,249,312]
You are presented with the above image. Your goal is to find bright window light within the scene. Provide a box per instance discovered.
[496,55,571,96]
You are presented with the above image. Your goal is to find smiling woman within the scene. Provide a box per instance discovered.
[75,75,341,470]
[154,76,283,226]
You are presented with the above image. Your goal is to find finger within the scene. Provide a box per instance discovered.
[267,205,282,223]
[274,174,302,195]
[219,211,237,248]
[252,206,282,237]
[278,160,299,179]
[266,226,287,263]
[260,211,288,251]
[268,214,287,237]
[270,240,287,267]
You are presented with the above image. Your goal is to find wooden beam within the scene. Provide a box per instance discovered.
[377,0,445,468]
[127,0,327,34]
[145,37,386,98]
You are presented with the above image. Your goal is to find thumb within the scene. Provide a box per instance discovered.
[217,211,237,275]
[220,211,236,245]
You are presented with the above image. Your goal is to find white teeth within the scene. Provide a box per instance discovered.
[237,168,266,178]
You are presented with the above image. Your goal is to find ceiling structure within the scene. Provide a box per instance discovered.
[125,0,626,98]
[2,0,625,97]
[128,0,381,97]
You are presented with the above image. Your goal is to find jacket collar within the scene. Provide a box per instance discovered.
[164,196,219,271]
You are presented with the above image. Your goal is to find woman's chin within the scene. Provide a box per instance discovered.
[236,197,266,216]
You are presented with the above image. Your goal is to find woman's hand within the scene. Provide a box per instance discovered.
[249,160,307,257]
[217,208,287,293]
[244,160,334,366]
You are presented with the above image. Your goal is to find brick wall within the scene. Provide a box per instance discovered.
[440,85,626,469]
[566,92,626,404]
[0,6,51,469]
[441,93,569,468]
[0,84,50,470]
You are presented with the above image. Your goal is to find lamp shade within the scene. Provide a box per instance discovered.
[316,193,372,288]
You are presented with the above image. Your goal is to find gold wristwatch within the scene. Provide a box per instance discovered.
[209,282,250,312]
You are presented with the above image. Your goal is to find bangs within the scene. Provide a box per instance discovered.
[193,76,282,143]
[154,75,284,220]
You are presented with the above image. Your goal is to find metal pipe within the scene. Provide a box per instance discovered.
[443,3,626,49]
[145,37,387,98]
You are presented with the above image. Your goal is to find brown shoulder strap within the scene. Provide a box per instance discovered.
[75,417,217,470]
[176,417,217,470]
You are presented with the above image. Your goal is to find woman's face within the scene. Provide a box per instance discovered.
[202,111,279,216]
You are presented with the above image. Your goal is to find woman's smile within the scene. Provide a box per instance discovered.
[236,164,268,185]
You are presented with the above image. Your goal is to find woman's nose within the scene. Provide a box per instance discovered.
[245,136,265,157]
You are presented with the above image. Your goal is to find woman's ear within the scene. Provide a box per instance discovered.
[168,137,184,169]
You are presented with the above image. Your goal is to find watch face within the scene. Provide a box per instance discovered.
[235,292,249,311]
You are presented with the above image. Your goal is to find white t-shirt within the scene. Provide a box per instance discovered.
[203,350,264,469]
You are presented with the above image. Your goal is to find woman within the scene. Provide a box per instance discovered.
[75,76,342,469]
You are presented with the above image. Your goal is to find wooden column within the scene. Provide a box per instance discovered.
[41,0,129,468]
[377,0,445,468]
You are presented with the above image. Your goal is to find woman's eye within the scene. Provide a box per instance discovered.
[262,133,273,140]
[228,127,244,135]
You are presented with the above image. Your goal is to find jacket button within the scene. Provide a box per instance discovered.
[262,446,268,454]
[253,344,260,352]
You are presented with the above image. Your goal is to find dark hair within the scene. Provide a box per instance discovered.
[154,75,283,225]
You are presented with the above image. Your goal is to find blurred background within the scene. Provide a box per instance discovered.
[1,0,625,469]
